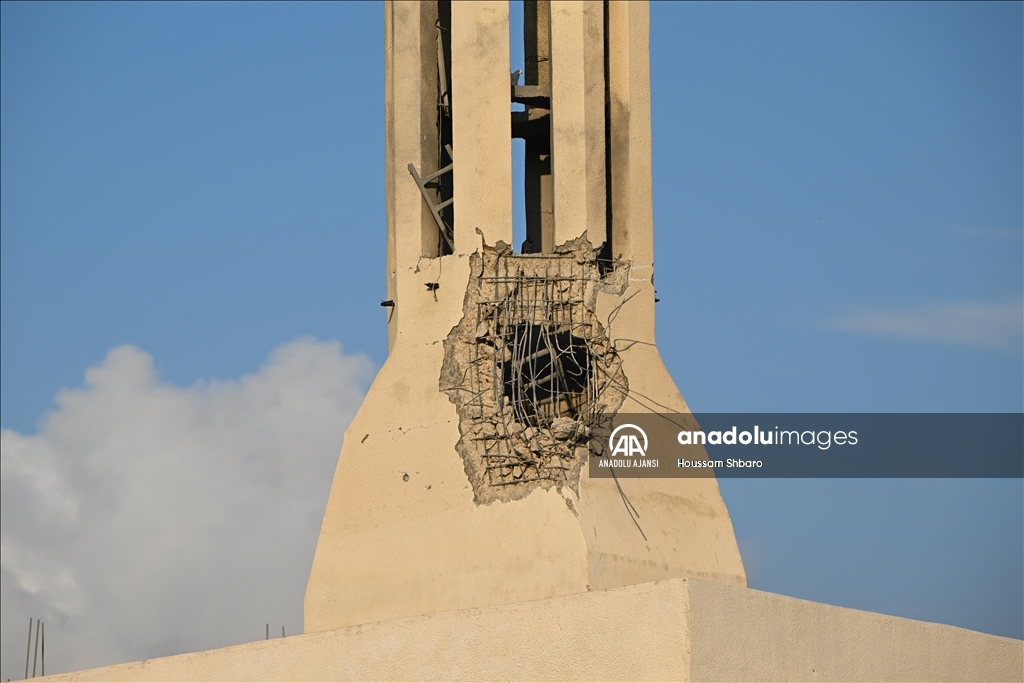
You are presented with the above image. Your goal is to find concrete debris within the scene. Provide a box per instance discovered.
[442,238,628,504]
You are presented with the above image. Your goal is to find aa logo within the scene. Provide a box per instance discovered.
[609,423,648,458]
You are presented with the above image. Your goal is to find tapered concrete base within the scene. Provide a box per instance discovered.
[43,579,1022,682]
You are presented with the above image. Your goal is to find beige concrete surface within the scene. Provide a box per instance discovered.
[383,0,435,350]
[451,0,513,253]
[44,578,1023,682]
[606,0,654,272]
[38,3,1023,682]
[306,0,746,634]
[689,579,1023,682]
[549,1,606,247]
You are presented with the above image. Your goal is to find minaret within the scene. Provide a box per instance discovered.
[305,0,745,633]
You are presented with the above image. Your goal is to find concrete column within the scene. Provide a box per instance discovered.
[549,0,606,249]
[383,1,438,350]
[606,0,654,343]
[316,0,746,637]
[451,1,513,252]
[606,0,653,268]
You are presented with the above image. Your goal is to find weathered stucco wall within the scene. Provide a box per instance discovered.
[44,579,1023,682]
[305,0,746,634]
[687,579,1023,682]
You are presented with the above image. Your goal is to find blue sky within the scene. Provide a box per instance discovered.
[1,1,1021,676]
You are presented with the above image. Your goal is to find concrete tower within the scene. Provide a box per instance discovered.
[45,5,1024,679]
[304,0,746,633]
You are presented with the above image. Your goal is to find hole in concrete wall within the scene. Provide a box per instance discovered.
[500,323,592,424]
[442,239,628,504]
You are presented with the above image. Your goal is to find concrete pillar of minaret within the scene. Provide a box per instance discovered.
[306,0,746,635]
[305,0,588,635]
[548,0,606,248]
[35,5,1024,681]
[451,2,513,253]
[551,0,746,594]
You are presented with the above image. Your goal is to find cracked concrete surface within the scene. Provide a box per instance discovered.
[442,238,628,504]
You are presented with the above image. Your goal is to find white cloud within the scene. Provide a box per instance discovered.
[0,338,372,679]
[825,298,1024,351]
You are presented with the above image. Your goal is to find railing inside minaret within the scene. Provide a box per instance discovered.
[408,143,455,254]
[408,11,455,256]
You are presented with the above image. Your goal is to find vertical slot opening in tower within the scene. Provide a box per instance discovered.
[512,0,553,254]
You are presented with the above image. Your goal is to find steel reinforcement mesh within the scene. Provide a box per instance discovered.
[460,253,626,487]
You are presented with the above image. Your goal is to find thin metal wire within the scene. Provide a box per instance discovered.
[25,617,32,680]
[32,618,39,678]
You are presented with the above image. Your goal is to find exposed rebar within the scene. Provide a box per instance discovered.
[31,619,39,678]
[25,618,32,680]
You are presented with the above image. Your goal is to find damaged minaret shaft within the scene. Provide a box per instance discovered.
[305,1,745,633]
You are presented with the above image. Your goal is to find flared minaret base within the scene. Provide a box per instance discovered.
[304,0,745,634]
[42,4,1023,680]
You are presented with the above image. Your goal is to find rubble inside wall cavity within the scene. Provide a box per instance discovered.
[441,237,629,504]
